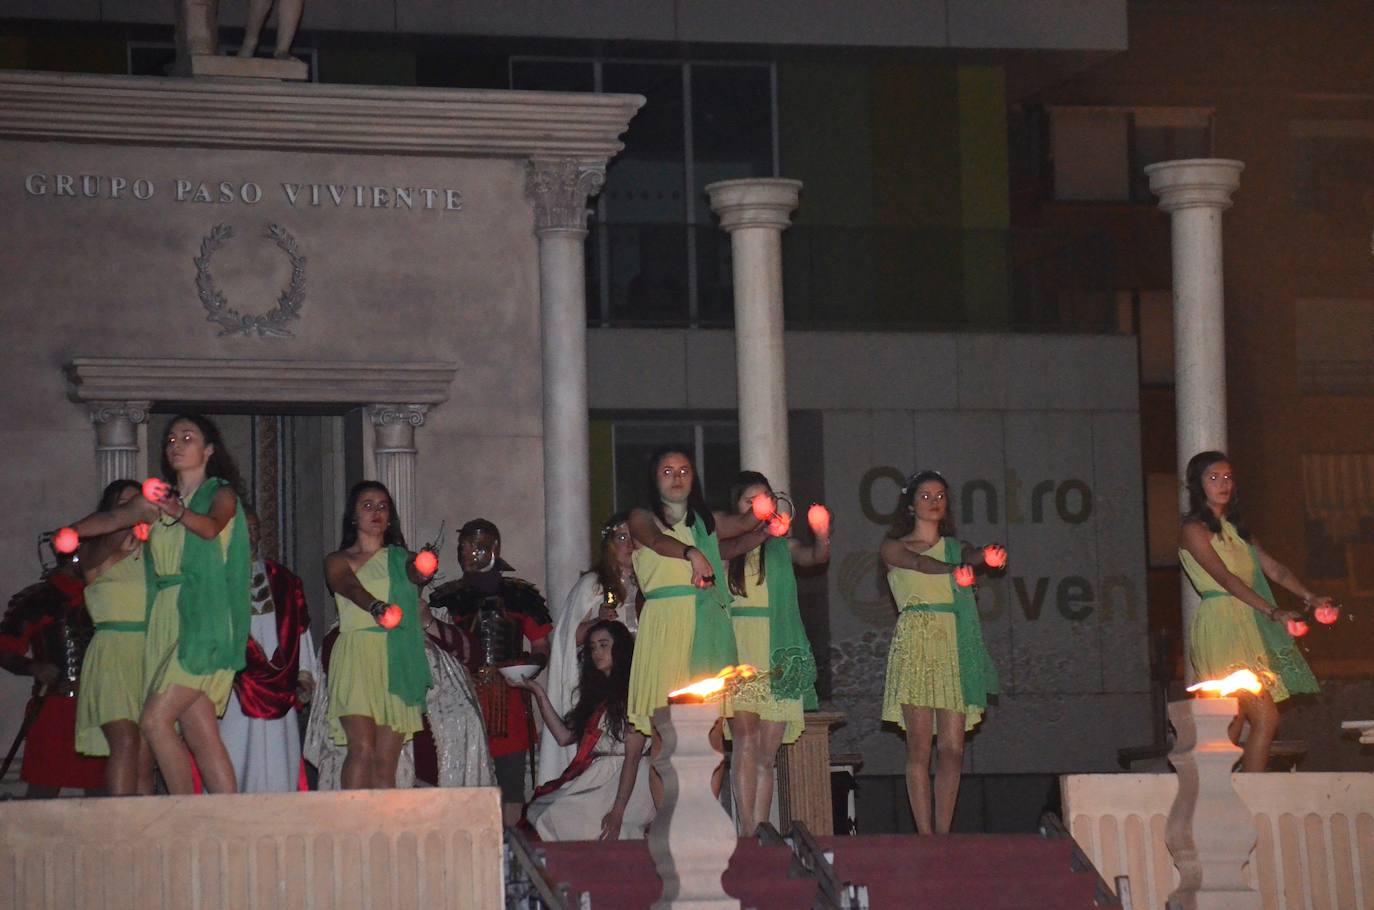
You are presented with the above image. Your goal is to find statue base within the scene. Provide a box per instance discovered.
[177,54,308,80]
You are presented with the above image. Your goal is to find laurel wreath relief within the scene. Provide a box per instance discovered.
[194,223,306,337]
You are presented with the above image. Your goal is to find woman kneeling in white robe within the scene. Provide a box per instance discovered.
[515,620,652,840]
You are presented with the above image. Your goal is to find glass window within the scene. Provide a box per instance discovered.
[510,59,594,93]
[1291,122,1374,221]
[1050,107,1211,203]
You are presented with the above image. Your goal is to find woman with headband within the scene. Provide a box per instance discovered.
[539,512,640,781]
[880,470,1004,834]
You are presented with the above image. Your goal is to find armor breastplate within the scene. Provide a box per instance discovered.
[34,607,93,696]
[472,597,521,667]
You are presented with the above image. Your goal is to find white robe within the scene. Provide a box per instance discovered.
[219,610,319,793]
[527,713,653,841]
[537,572,638,783]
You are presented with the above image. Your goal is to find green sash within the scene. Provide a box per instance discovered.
[686,514,739,678]
[381,545,432,707]
[173,478,250,675]
[899,539,998,710]
[760,537,819,710]
[1242,543,1320,696]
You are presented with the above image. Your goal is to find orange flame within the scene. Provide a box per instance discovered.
[1186,669,1263,698]
[668,665,760,701]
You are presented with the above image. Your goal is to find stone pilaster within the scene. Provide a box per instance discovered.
[368,404,429,547]
[88,400,150,492]
[526,158,605,605]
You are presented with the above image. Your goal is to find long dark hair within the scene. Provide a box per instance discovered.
[566,620,634,742]
[887,469,957,540]
[1182,450,1249,540]
[97,479,141,514]
[727,470,771,597]
[592,511,632,605]
[159,413,247,501]
[646,444,715,534]
[339,480,408,550]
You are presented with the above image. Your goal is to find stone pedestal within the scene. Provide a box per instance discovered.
[1165,697,1260,910]
[527,159,605,607]
[88,400,149,491]
[1146,158,1243,678]
[648,703,740,910]
[368,404,428,547]
[776,709,844,836]
[706,178,802,493]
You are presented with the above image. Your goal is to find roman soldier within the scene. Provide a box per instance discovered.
[0,557,105,796]
[429,518,551,823]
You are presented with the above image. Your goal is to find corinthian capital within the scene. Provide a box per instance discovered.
[525,159,606,233]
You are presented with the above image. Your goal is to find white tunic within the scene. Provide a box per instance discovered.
[219,605,319,793]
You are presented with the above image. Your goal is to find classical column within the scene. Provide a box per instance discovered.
[368,404,428,547]
[88,400,150,491]
[706,178,802,494]
[526,158,604,606]
[1146,158,1244,676]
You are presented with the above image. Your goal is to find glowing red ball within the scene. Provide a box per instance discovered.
[1313,604,1339,625]
[751,493,776,522]
[53,527,79,554]
[1286,618,1309,638]
[807,504,831,537]
[378,604,403,629]
[133,522,150,542]
[414,550,438,577]
[767,513,792,538]
[954,565,976,588]
[142,477,169,503]
[982,545,1008,569]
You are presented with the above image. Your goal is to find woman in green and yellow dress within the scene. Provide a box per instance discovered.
[625,445,760,805]
[68,414,251,794]
[880,470,1002,835]
[75,479,156,795]
[324,480,433,789]
[718,470,828,836]
[1178,451,1324,773]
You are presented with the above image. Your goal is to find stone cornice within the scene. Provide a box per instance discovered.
[0,71,643,161]
[66,358,458,407]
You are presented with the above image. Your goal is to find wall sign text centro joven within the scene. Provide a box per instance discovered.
[22,172,464,212]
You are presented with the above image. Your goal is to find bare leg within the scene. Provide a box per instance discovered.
[729,711,761,834]
[901,705,936,835]
[101,719,143,796]
[370,725,405,789]
[339,715,378,790]
[932,710,966,834]
[752,719,788,832]
[272,0,304,58]
[237,0,272,57]
[142,684,233,794]
[648,728,664,808]
[136,733,156,795]
[1237,691,1279,773]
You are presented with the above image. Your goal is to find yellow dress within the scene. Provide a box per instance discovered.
[327,548,425,743]
[1179,519,1318,702]
[724,548,804,744]
[75,548,149,756]
[145,511,236,715]
[881,543,983,732]
[628,518,710,735]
